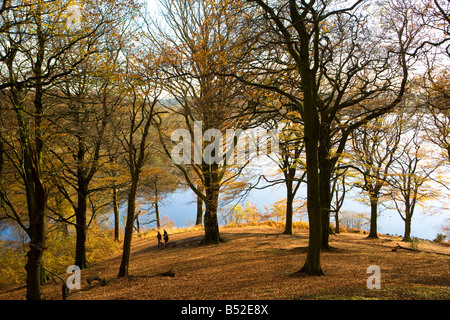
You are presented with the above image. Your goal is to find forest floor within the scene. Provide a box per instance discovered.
[0,225,449,300]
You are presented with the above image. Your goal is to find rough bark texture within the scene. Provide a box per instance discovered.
[196,191,203,227]
[118,174,138,278]
[298,117,324,276]
[75,183,88,269]
[283,180,294,235]
[368,198,379,238]
[201,181,220,245]
[113,187,120,242]
[403,210,412,242]
[24,186,47,300]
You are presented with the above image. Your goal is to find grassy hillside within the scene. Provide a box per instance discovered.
[1,224,449,300]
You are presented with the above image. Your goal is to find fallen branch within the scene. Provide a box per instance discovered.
[392,243,417,252]
[128,268,175,280]
[157,269,176,277]
[265,234,279,238]
[40,265,70,300]
[87,275,107,288]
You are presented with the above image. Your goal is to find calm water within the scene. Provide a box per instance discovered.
[154,183,448,241]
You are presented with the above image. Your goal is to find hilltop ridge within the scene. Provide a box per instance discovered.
[1,224,448,300]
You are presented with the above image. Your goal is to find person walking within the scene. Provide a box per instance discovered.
[163,229,169,246]
[157,231,163,247]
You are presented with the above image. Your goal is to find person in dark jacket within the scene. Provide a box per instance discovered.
[157,231,163,247]
[163,229,169,246]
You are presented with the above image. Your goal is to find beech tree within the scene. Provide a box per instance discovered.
[47,38,129,269]
[116,48,163,277]
[140,165,180,229]
[258,118,306,234]
[0,0,139,299]
[419,70,450,162]
[387,116,439,241]
[226,0,419,275]
[151,0,252,244]
[350,112,405,238]
[330,167,349,234]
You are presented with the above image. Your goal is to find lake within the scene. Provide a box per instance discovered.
[152,182,448,241]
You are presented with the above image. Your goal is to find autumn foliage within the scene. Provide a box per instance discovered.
[1,0,449,299]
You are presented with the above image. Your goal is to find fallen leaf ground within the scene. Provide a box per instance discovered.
[1,225,449,300]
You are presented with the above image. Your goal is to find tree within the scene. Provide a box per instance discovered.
[412,0,449,56]
[225,201,262,225]
[387,116,439,241]
[258,118,306,234]
[228,0,415,275]
[152,0,252,244]
[408,0,449,164]
[420,70,450,160]
[350,112,405,238]
[103,131,130,242]
[330,165,352,234]
[140,165,180,229]
[47,46,126,269]
[116,49,163,277]
[313,0,428,250]
[0,0,128,299]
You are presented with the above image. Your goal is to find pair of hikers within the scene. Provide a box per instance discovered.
[157,230,169,247]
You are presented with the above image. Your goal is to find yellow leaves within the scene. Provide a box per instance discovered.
[227,202,258,225]
[85,222,121,262]
[0,219,120,287]
[0,242,27,286]
[319,20,335,34]
[158,215,176,229]
[227,198,307,226]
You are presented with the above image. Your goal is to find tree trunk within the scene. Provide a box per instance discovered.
[296,41,324,274]
[196,195,203,227]
[403,210,412,242]
[118,175,138,278]
[200,161,221,244]
[25,241,44,300]
[25,48,48,298]
[113,186,120,241]
[284,179,294,235]
[25,197,46,300]
[202,200,220,244]
[319,122,333,250]
[195,183,204,226]
[74,219,87,270]
[135,211,140,233]
[155,188,160,229]
[319,165,332,250]
[298,115,323,276]
[24,156,47,300]
[368,196,379,238]
[201,179,220,245]
[0,141,4,178]
[75,184,88,269]
[118,95,155,277]
[334,210,340,234]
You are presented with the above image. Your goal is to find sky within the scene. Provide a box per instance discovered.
[146,0,159,13]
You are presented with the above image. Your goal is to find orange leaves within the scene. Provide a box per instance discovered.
[226,198,307,226]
